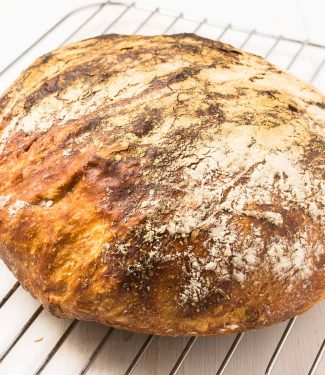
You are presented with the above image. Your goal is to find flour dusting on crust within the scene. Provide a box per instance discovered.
[0,34,324,333]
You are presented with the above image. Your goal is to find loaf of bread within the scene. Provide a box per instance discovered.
[0,34,324,336]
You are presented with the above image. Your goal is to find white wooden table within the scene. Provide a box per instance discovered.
[0,2,324,374]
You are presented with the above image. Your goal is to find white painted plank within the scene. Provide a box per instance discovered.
[177,334,237,375]
[87,328,148,375]
[0,287,40,353]
[273,301,325,375]
[0,261,17,301]
[0,310,72,375]
[43,321,108,375]
[132,335,190,375]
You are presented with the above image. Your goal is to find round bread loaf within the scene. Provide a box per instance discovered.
[0,34,324,336]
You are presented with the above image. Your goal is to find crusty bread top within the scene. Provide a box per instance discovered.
[0,34,324,335]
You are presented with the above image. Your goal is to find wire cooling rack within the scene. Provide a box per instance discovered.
[0,1,324,374]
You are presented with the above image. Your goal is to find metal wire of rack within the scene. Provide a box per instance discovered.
[0,1,324,374]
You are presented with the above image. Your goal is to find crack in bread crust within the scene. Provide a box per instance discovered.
[0,34,324,336]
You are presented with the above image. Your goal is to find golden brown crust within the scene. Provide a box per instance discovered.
[0,34,324,336]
